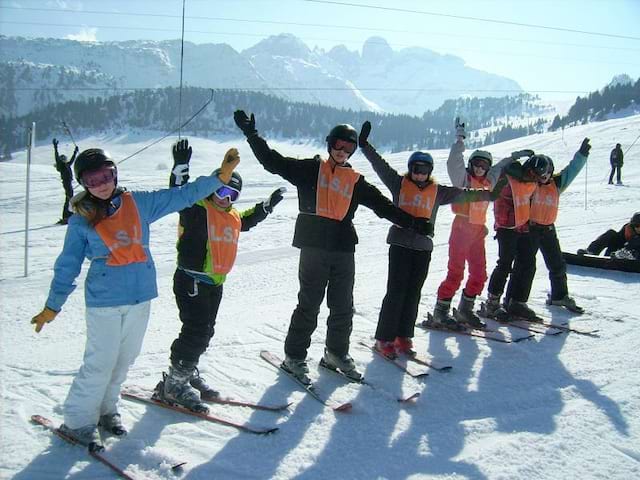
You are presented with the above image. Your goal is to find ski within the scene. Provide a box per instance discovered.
[417,318,532,344]
[121,391,278,435]
[545,297,585,314]
[357,341,429,378]
[515,316,600,337]
[318,358,420,403]
[204,395,292,412]
[402,353,453,372]
[477,311,565,336]
[31,415,136,480]
[260,350,352,412]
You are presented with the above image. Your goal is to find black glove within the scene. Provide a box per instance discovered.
[411,217,434,236]
[171,139,192,186]
[263,187,286,213]
[511,149,534,160]
[234,110,257,137]
[52,138,58,147]
[359,121,371,148]
[579,137,591,156]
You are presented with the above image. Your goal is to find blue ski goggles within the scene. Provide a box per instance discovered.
[214,184,240,202]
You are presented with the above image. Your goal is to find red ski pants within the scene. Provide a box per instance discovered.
[437,216,488,300]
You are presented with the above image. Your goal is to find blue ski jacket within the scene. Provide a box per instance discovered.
[45,174,224,312]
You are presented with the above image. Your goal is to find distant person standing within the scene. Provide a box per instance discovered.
[608,143,623,185]
[53,138,79,225]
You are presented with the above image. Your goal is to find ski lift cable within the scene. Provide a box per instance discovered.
[117,88,214,165]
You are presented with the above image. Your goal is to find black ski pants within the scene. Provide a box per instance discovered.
[488,228,539,304]
[588,229,626,256]
[375,245,431,341]
[531,224,568,301]
[170,269,223,364]
[61,170,74,220]
[285,247,355,360]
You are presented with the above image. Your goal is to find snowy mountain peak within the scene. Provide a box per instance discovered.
[242,33,312,59]
[361,36,394,63]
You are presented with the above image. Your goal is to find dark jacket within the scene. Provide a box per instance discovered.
[246,134,416,253]
[610,146,624,167]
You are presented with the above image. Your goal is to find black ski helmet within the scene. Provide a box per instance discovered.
[326,124,358,157]
[74,148,117,186]
[630,212,640,227]
[523,154,554,180]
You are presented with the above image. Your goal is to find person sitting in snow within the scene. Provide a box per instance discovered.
[30,146,239,451]
[358,120,505,355]
[233,109,432,384]
[153,139,284,413]
[53,138,79,225]
[578,212,640,260]
[528,139,591,313]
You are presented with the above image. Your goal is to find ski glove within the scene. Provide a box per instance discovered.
[411,217,434,237]
[455,117,466,139]
[263,187,286,213]
[171,139,192,186]
[31,307,58,333]
[579,137,591,156]
[233,110,257,137]
[52,138,59,147]
[359,121,371,148]
[218,148,240,184]
[511,149,535,160]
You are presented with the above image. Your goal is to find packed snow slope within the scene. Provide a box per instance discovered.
[1,115,639,480]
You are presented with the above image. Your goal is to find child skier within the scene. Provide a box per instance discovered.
[432,118,510,331]
[529,138,591,313]
[579,211,640,259]
[153,139,284,413]
[358,121,503,357]
[31,147,238,450]
[233,110,431,384]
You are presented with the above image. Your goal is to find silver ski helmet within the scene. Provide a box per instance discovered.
[468,150,493,175]
[74,148,117,187]
[523,154,554,182]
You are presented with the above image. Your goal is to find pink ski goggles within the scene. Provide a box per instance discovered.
[82,165,117,188]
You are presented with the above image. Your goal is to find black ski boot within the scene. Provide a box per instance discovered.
[453,293,486,329]
[427,299,465,331]
[98,412,127,436]
[507,299,537,320]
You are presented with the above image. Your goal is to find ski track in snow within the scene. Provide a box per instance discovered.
[1,118,640,479]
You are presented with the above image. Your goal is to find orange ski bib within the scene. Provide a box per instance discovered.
[94,192,148,266]
[316,160,361,221]
[507,176,538,228]
[204,204,241,275]
[530,182,560,225]
[398,178,437,219]
[451,175,491,225]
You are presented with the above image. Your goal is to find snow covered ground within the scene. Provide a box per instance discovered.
[1,115,639,479]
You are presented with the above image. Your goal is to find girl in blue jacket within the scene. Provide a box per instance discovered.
[30,147,239,451]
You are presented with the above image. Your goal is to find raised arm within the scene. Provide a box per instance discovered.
[358,121,403,193]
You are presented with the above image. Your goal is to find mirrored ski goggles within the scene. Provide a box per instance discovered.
[411,162,432,175]
[214,184,240,202]
[470,158,491,171]
[330,138,356,154]
[82,165,117,188]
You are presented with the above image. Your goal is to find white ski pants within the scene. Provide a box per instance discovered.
[63,301,150,429]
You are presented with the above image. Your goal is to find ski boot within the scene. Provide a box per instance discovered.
[321,348,363,381]
[479,293,508,320]
[190,367,220,401]
[453,293,486,329]
[153,360,209,414]
[506,299,538,320]
[546,294,584,314]
[393,336,416,356]
[59,423,103,452]
[374,340,398,359]
[281,356,312,385]
[98,412,127,436]
[425,299,465,331]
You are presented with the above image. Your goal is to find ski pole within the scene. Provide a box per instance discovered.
[62,121,77,148]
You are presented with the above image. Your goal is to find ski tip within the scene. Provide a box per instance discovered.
[171,462,187,471]
[333,402,353,412]
[398,392,420,403]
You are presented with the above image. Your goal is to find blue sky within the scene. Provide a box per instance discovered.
[2,0,639,102]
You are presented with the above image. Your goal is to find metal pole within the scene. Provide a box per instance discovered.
[584,153,588,210]
[24,121,35,277]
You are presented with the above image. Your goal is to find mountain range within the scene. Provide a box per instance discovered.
[0,33,522,118]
